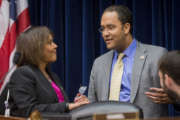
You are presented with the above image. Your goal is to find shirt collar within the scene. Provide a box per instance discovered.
[114,39,137,58]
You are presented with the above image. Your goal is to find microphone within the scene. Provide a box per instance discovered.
[74,86,87,102]
[78,86,87,95]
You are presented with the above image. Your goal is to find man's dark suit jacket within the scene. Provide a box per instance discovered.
[8,65,69,117]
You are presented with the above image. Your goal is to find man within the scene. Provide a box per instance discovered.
[158,51,180,103]
[88,5,168,118]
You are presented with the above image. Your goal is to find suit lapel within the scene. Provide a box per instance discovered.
[32,66,59,101]
[130,42,147,103]
[102,50,114,100]
[49,72,69,101]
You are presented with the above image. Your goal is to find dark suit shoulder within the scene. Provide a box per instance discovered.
[14,65,35,74]
[14,65,36,75]
[10,65,38,84]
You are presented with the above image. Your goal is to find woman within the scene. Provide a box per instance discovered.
[8,26,89,117]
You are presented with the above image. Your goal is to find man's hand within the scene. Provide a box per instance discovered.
[145,87,172,104]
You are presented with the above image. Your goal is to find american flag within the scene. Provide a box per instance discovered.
[0,0,30,94]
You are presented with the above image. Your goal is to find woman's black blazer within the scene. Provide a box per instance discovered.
[8,65,69,117]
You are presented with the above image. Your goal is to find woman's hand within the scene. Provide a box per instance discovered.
[74,93,89,103]
[68,94,90,110]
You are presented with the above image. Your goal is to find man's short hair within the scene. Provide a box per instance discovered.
[159,51,180,85]
[103,5,133,34]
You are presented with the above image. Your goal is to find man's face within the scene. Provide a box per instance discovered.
[159,71,180,103]
[100,11,129,52]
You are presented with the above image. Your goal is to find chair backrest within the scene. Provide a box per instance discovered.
[70,101,143,120]
[0,85,9,115]
[41,112,71,120]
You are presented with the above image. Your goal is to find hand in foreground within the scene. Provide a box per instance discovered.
[74,93,89,103]
[145,87,172,104]
[68,93,90,110]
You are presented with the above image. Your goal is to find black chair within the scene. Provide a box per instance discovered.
[70,101,143,120]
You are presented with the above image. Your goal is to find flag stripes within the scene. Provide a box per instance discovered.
[0,0,30,91]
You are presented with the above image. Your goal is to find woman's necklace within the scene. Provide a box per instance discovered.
[42,71,52,83]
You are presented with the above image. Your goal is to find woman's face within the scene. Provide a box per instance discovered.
[42,34,58,64]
